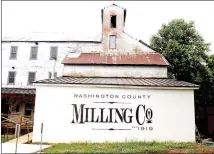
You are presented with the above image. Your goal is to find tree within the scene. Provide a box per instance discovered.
[150,19,214,136]
[208,55,214,103]
[208,54,214,77]
[150,19,212,84]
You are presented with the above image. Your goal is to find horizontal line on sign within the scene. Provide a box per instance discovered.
[92,128,131,131]
[92,102,131,104]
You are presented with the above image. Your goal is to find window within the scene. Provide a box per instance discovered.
[28,72,36,85]
[30,46,38,60]
[8,71,16,84]
[110,15,116,28]
[49,72,57,79]
[10,46,18,59]
[15,105,20,112]
[49,72,51,79]
[109,35,116,49]
[2,98,9,115]
[50,47,58,60]
[25,102,32,116]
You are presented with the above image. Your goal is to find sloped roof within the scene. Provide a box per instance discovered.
[62,53,169,66]
[1,88,36,95]
[34,77,198,88]
[2,32,102,43]
[104,3,126,10]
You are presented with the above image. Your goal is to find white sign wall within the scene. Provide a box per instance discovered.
[33,85,195,143]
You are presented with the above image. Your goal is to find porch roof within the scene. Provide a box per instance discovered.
[1,88,36,95]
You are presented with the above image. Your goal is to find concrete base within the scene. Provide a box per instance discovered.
[7,132,33,144]
[2,143,51,153]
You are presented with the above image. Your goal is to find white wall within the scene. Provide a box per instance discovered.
[2,4,162,88]
[63,65,168,78]
[1,42,102,88]
[33,84,195,143]
[2,39,159,88]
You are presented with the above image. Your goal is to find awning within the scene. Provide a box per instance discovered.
[1,88,36,95]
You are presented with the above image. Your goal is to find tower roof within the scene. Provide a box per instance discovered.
[103,3,126,10]
[101,3,127,25]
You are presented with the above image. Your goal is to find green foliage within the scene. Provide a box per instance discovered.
[44,142,197,153]
[1,135,15,143]
[208,54,214,103]
[150,18,213,105]
[208,54,214,77]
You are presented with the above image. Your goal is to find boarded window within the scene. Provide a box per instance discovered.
[30,47,38,60]
[109,35,116,49]
[28,72,36,85]
[25,102,32,116]
[50,47,58,60]
[10,46,18,59]
[110,15,116,28]
[8,71,16,84]
[49,72,57,79]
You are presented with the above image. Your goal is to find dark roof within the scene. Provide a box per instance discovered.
[1,88,36,95]
[34,77,199,88]
[104,3,126,10]
[139,40,158,52]
[62,53,169,66]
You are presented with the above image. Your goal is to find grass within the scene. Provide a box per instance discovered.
[32,142,50,145]
[44,141,210,153]
[1,135,15,143]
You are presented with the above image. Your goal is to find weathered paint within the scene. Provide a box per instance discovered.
[63,65,168,78]
[101,5,155,54]
[2,4,160,87]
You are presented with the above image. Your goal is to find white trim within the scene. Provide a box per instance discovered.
[34,83,199,90]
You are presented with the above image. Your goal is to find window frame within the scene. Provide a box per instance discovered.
[109,35,117,49]
[10,46,18,60]
[30,46,38,60]
[50,46,58,60]
[28,72,36,85]
[7,71,16,84]
[24,102,32,116]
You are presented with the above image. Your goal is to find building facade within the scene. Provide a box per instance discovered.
[1,41,101,117]
[31,4,199,143]
[1,4,157,117]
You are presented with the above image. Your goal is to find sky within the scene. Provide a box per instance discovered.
[2,1,214,54]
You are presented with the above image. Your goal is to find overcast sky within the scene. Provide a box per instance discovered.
[2,1,214,54]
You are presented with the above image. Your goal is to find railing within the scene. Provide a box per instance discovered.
[1,113,34,125]
[1,113,34,143]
